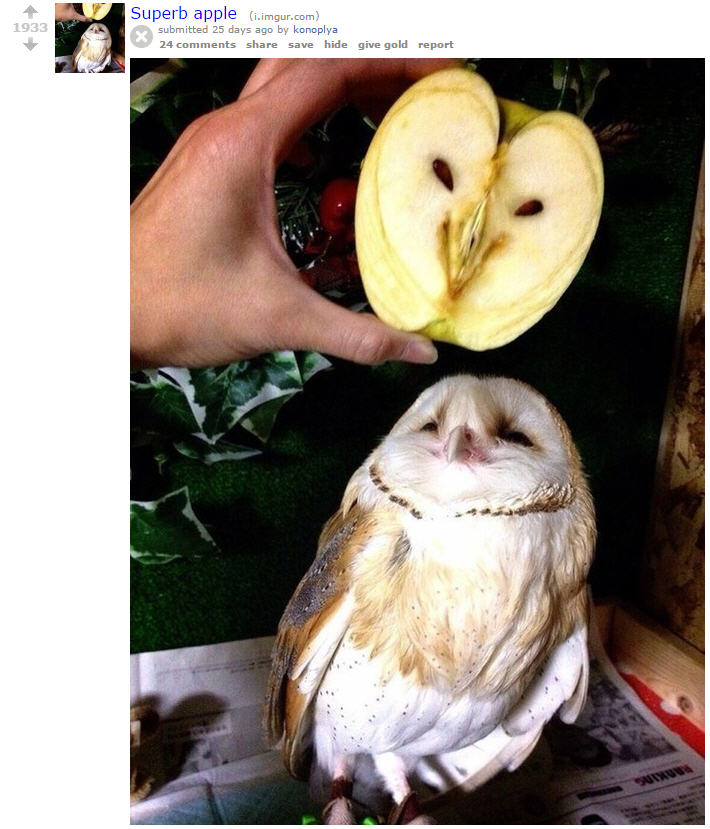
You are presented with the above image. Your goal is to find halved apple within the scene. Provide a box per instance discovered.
[355,67,604,350]
[82,3,112,20]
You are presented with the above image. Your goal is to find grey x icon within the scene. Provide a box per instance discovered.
[131,25,153,47]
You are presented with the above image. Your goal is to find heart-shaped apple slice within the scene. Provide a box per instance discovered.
[355,68,604,350]
[82,3,112,20]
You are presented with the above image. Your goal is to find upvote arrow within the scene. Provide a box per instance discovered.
[24,37,38,50]
[23,5,38,18]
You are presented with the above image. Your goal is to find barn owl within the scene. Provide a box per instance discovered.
[72,23,112,73]
[266,375,595,824]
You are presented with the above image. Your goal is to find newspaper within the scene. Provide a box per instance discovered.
[130,627,704,825]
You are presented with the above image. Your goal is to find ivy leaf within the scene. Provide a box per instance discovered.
[239,396,291,443]
[130,487,219,564]
[131,371,200,437]
[577,61,611,118]
[129,59,187,121]
[54,19,83,56]
[238,351,332,441]
[552,59,610,119]
[298,351,332,383]
[174,436,261,465]
[159,351,329,444]
[131,351,331,478]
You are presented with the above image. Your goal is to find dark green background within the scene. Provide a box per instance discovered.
[131,59,704,655]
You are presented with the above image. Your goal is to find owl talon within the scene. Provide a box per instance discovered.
[321,796,358,825]
[387,793,435,824]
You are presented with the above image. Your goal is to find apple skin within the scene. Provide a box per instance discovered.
[355,68,604,351]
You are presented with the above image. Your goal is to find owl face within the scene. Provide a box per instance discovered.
[80,22,111,54]
[84,22,111,41]
[370,375,578,513]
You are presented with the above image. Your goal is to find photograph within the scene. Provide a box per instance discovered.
[54,3,125,73]
[129,57,704,824]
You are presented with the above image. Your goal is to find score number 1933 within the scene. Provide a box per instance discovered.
[14,22,49,32]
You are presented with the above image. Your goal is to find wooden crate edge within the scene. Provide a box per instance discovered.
[604,601,704,731]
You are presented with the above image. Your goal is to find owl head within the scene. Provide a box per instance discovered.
[366,375,586,517]
[81,22,111,48]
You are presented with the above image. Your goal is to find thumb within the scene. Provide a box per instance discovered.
[286,289,438,366]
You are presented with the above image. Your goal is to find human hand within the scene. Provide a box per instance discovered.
[55,3,90,21]
[131,59,458,369]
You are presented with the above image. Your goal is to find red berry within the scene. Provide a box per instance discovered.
[319,178,358,239]
[303,228,330,255]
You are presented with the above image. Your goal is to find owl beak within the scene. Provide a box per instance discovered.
[444,425,487,464]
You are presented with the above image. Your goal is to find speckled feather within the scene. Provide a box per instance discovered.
[265,508,383,776]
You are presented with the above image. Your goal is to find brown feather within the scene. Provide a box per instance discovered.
[348,504,592,696]
[264,505,383,777]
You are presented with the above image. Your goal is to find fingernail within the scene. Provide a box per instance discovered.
[403,336,438,364]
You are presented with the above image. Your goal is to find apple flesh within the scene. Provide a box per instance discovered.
[355,68,604,351]
[82,3,112,20]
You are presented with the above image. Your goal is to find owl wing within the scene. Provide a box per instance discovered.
[414,613,590,796]
[265,504,376,778]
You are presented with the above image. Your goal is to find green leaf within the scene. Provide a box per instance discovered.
[297,351,332,383]
[239,396,292,442]
[130,487,219,565]
[161,352,306,443]
[174,436,261,464]
[552,59,610,118]
[150,367,208,433]
[131,372,200,436]
[130,59,187,118]
[552,59,570,92]
[55,19,83,56]
[576,60,611,119]
[132,350,330,474]
[238,350,331,440]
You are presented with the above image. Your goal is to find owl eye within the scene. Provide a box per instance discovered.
[420,421,439,433]
[500,429,534,447]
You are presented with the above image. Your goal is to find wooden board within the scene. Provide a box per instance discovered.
[641,158,705,651]
[605,602,705,732]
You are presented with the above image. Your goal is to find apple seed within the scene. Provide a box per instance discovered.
[433,159,454,191]
[515,199,544,216]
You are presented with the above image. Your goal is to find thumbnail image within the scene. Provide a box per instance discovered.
[55,3,125,73]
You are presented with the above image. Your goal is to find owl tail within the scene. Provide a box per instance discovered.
[412,724,544,796]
